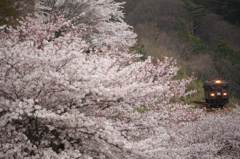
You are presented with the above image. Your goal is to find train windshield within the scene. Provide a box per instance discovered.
[209,84,228,91]
[216,85,222,91]
[223,84,228,91]
[209,85,214,91]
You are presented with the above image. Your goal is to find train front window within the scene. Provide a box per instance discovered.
[216,85,221,91]
[223,84,228,91]
[209,85,214,91]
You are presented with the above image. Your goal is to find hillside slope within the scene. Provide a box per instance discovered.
[117,0,240,98]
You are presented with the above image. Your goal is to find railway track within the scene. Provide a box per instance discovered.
[193,101,209,106]
[193,101,232,113]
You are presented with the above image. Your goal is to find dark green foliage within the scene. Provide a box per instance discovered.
[211,40,240,64]
[191,0,240,26]
[218,0,240,25]
[185,80,205,102]
[172,67,205,103]
[187,4,208,25]
[181,0,208,23]
[174,18,205,54]
[188,35,205,54]
[181,0,209,35]
[174,18,189,40]
[173,66,191,80]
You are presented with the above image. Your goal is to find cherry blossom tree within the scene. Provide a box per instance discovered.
[35,0,137,50]
[0,9,240,159]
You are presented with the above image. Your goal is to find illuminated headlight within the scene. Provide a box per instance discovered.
[210,93,215,97]
[223,92,227,96]
[215,80,221,83]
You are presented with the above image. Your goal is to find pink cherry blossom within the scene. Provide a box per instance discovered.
[0,1,239,158]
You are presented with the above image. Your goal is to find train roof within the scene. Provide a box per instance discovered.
[204,79,228,85]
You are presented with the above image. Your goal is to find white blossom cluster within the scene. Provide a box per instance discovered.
[0,1,240,158]
[35,0,137,50]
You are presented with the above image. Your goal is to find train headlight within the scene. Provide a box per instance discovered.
[223,92,227,96]
[210,93,215,97]
[215,80,221,84]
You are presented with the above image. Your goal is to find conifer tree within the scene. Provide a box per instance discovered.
[181,0,209,35]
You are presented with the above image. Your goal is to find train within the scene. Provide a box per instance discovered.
[203,79,229,107]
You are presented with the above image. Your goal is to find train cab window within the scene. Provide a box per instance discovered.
[223,84,228,91]
[209,85,214,91]
[216,85,221,91]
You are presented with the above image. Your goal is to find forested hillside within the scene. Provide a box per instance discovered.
[117,0,240,99]
[192,0,240,26]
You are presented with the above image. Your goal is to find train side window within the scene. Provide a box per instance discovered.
[223,84,228,91]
